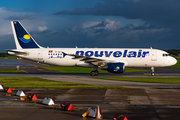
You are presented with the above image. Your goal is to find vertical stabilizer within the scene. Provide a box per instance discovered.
[11,21,42,49]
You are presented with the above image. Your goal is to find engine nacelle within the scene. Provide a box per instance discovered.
[107,63,125,73]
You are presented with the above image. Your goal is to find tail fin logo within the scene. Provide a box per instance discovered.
[18,34,31,43]
[12,21,41,49]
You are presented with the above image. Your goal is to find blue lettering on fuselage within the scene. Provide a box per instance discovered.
[75,50,149,58]
[94,51,103,57]
[127,51,136,58]
[113,51,122,57]
[105,51,113,57]
[85,51,93,57]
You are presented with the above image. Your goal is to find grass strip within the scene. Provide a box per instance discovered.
[0,77,126,89]
[39,66,149,73]
[0,56,18,59]
[125,68,149,72]
[39,66,108,73]
[92,77,180,84]
[0,70,24,73]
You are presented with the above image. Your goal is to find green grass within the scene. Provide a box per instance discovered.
[93,77,180,84]
[0,70,24,73]
[39,66,149,73]
[125,68,149,72]
[40,66,108,73]
[170,60,180,68]
[0,77,126,89]
[0,56,18,59]
[175,56,180,60]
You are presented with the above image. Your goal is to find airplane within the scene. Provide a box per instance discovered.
[6,21,177,76]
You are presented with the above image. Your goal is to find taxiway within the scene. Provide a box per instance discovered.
[0,58,180,120]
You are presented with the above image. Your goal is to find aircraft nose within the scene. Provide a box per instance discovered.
[170,57,177,66]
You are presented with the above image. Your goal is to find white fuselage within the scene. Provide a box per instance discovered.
[8,48,177,68]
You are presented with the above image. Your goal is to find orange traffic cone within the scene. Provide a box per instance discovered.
[7,88,12,93]
[31,94,37,101]
[120,115,128,120]
[65,103,74,111]
[95,105,101,119]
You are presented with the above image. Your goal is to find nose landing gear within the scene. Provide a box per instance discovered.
[151,67,155,76]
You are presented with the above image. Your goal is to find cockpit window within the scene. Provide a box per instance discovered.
[163,54,169,57]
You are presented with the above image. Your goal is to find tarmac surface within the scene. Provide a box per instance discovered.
[0,58,180,120]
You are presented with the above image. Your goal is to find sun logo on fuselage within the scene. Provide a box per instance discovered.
[114,66,120,71]
[18,34,31,43]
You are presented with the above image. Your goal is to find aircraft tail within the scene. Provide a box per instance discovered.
[11,21,42,49]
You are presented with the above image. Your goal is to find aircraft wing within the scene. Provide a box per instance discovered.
[68,54,113,66]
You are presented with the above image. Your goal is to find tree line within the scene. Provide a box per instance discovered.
[0,52,7,57]
[165,49,180,56]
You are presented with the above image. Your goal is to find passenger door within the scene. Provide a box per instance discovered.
[151,50,157,61]
[38,50,43,62]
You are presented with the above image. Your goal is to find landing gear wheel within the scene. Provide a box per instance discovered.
[95,70,99,75]
[151,72,155,76]
[151,67,155,76]
[90,70,99,76]
[90,71,96,76]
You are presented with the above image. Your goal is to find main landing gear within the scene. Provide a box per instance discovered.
[90,70,99,76]
[151,67,155,76]
[90,66,99,76]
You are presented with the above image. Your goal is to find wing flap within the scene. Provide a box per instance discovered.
[68,54,108,66]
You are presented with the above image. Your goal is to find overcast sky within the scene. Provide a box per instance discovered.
[0,0,179,52]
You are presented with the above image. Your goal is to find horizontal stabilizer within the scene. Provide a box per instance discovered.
[5,49,28,55]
